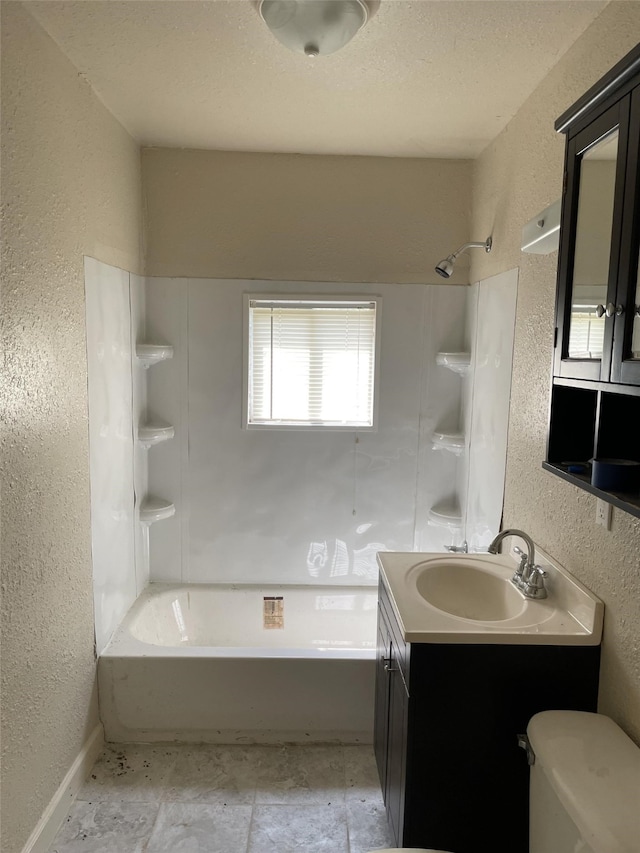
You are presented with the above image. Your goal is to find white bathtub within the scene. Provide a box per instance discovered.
[99,583,378,743]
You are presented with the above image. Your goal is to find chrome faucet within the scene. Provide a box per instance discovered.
[521,565,548,600]
[488,529,542,596]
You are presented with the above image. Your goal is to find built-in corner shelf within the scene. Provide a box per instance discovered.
[136,343,174,369]
[436,351,471,375]
[431,430,465,456]
[138,421,175,448]
[428,499,463,529]
[140,496,175,525]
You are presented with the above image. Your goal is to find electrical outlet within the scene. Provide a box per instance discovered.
[596,499,612,530]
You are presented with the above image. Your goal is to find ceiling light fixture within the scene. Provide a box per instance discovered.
[258,0,373,58]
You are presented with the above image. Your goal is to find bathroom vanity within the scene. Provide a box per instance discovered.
[374,551,603,853]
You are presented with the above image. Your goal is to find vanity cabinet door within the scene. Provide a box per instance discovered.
[554,97,631,381]
[374,613,391,797]
[612,85,640,385]
[374,593,409,848]
[385,646,408,847]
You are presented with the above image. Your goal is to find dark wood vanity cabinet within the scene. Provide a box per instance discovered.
[545,44,640,517]
[374,586,409,846]
[374,577,601,853]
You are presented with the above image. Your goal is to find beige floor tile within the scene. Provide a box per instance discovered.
[146,802,252,852]
[48,800,159,853]
[164,745,265,804]
[343,745,384,804]
[346,800,394,853]
[254,744,345,805]
[79,744,179,803]
[248,803,348,853]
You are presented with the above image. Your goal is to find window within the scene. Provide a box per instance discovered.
[245,297,379,428]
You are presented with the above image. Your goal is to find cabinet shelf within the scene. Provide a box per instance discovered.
[139,496,175,525]
[546,381,640,517]
[430,430,465,455]
[136,343,174,368]
[436,351,471,375]
[137,421,175,448]
[543,462,640,519]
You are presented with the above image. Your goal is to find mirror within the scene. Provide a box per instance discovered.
[567,128,619,359]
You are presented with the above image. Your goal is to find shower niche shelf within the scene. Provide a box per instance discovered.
[430,430,465,456]
[140,496,175,525]
[138,421,175,449]
[136,343,174,368]
[427,500,463,530]
[436,351,471,375]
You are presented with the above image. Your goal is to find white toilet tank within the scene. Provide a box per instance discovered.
[527,710,640,853]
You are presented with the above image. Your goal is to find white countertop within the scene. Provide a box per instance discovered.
[377,546,603,645]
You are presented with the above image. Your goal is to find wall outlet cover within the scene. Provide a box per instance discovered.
[596,499,612,530]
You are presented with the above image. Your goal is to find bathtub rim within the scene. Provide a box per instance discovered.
[101,581,379,661]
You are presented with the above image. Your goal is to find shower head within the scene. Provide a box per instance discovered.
[435,236,492,279]
[435,255,456,278]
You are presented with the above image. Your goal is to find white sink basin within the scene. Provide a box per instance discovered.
[414,560,526,622]
[378,549,603,645]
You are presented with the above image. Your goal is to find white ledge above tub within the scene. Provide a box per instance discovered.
[140,496,175,525]
[521,199,561,254]
[431,430,465,455]
[136,343,174,368]
[436,351,471,374]
[427,500,463,529]
[138,421,175,448]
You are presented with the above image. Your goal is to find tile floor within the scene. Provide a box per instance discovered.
[49,743,394,853]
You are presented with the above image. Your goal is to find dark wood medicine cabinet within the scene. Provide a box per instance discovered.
[545,43,640,518]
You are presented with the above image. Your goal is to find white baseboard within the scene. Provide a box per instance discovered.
[21,724,104,853]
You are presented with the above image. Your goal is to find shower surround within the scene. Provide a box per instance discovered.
[85,259,517,741]
[144,275,469,588]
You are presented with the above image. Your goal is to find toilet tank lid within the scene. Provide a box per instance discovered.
[527,711,640,853]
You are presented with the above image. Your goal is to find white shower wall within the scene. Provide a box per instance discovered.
[84,258,147,653]
[464,270,518,550]
[84,265,517,609]
[145,278,468,585]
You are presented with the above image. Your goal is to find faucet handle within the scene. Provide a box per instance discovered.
[530,565,547,579]
[510,549,530,589]
[444,541,468,554]
[523,566,548,599]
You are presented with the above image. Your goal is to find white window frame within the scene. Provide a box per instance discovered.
[243,293,381,431]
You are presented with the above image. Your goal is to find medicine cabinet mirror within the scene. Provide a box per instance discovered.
[567,128,618,362]
[544,43,640,519]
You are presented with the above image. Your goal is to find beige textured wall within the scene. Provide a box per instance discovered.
[0,5,143,852]
[470,2,640,742]
[143,148,472,284]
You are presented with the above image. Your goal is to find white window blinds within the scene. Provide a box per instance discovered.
[568,309,606,359]
[247,299,377,427]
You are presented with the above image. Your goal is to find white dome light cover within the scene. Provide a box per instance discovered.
[259,0,370,57]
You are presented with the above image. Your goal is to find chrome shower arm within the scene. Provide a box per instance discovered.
[434,236,492,278]
[451,237,492,259]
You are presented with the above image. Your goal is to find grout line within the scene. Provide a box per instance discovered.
[245,799,256,853]
[139,801,163,853]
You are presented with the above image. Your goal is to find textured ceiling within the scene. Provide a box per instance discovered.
[27,0,608,158]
